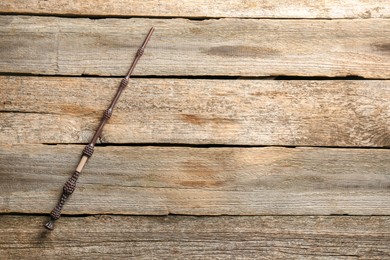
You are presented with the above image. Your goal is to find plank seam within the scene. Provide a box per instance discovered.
[2,12,390,20]
[1,73,390,80]
[36,143,390,149]
[1,212,390,217]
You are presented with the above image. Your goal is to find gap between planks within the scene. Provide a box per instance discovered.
[1,72,390,80]
[1,12,389,21]
[43,143,390,150]
[1,0,389,19]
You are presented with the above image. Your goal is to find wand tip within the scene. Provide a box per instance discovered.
[149,27,155,35]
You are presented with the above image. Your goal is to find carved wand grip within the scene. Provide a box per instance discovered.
[44,27,155,230]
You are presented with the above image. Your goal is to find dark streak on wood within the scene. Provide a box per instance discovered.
[1,0,390,19]
[373,42,390,53]
[204,45,279,58]
[181,114,236,126]
[181,114,206,125]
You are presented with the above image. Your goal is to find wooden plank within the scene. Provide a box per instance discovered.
[1,76,389,147]
[0,144,389,215]
[1,0,389,19]
[1,16,390,78]
[0,215,389,259]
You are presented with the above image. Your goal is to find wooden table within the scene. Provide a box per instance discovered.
[1,1,389,258]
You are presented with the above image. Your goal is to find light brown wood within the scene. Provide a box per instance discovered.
[0,144,389,215]
[1,2,389,258]
[1,76,389,147]
[1,0,389,19]
[1,16,390,78]
[0,215,389,259]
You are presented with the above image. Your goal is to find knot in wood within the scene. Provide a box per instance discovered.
[82,144,94,157]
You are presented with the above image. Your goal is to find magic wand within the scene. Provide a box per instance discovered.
[44,27,155,230]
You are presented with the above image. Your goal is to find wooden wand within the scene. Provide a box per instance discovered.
[44,27,155,230]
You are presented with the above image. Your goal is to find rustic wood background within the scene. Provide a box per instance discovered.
[0,1,389,259]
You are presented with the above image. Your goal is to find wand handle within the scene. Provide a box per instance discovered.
[44,27,154,231]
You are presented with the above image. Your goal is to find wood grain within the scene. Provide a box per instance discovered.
[0,144,389,215]
[1,0,389,19]
[1,76,389,147]
[1,16,390,78]
[0,215,389,259]
[1,2,389,258]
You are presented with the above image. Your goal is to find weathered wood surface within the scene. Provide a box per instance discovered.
[0,215,389,259]
[1,0,389,19]
[1,16,390,78]
[1,144,389,215]
[1,76,389,146]
[1,1,389,258]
